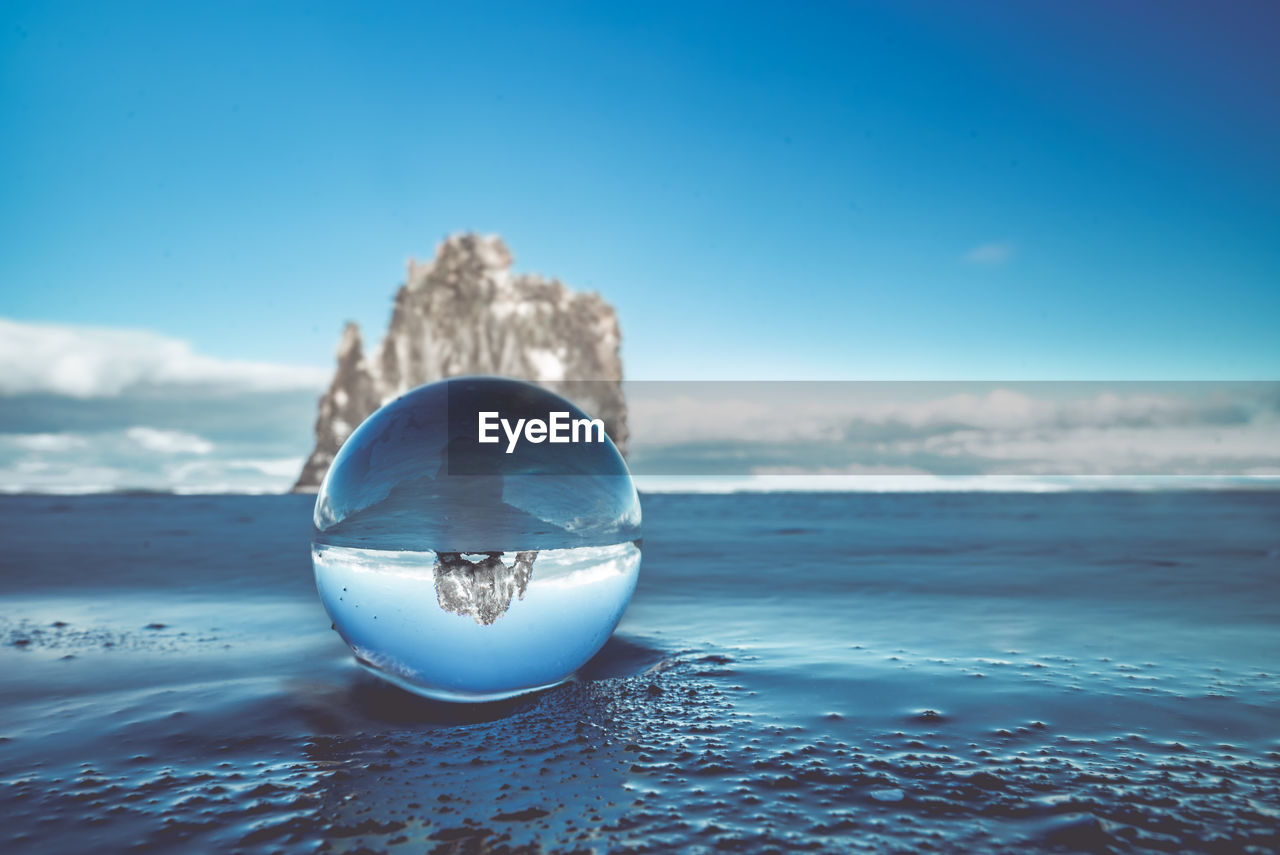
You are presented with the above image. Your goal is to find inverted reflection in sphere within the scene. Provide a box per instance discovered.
[311,377,641,702]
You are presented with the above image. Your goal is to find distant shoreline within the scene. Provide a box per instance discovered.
[3,478,1280,498]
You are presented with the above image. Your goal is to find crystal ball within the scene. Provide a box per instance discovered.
[311,376,642,702]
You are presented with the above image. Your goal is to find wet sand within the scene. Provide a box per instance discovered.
[2,492,1278,853]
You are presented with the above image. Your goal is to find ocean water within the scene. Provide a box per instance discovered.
[1,491,1278,853]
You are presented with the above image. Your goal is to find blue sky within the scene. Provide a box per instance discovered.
[3,0,1277,382]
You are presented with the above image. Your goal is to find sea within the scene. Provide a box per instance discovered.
[1,491,1278,853]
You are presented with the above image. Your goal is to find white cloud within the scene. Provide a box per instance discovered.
[126,426,214,455]
[1,368,1274,492]
[624,384,1280,477]
[0,434,305,492]
[964,241,1014,265]
[628,388,1219,444]
[629,394,847,444]
[162,456,305,492]
[912,423,1280,472]
[0,463,126,494]
[633,474,1280,493]
[8,433,90,452]
[230,457,306,478]
[0,317,328,397]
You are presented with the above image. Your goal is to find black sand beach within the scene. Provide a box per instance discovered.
[2,491,1278,853]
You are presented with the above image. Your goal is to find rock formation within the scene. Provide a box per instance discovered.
[294,234,627,491]
[434,551,538,626]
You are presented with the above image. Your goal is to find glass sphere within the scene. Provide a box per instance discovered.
[311,376,642,702]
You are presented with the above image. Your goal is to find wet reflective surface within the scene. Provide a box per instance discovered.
[2,491,1279,853]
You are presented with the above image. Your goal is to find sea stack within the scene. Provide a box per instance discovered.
[293,234,628,492]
